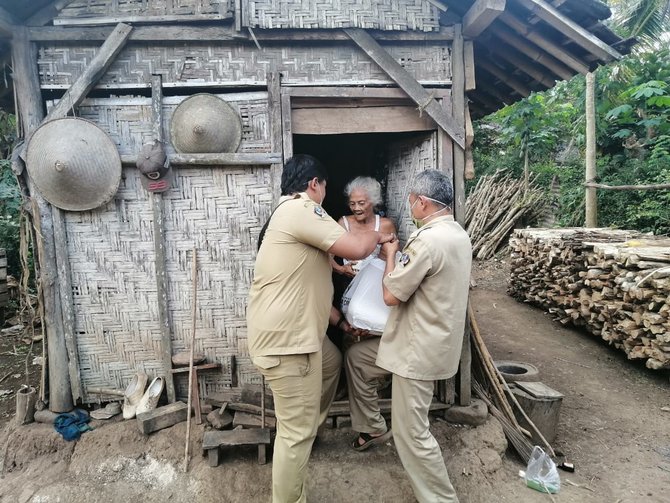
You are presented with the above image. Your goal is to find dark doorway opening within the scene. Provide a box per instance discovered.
[293,131,429,222]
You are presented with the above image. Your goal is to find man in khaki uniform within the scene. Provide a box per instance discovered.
[378,169,471,503]
[247,155,395,503]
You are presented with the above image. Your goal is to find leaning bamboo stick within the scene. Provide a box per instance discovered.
[183,246,198,473]
[469,304,556,457]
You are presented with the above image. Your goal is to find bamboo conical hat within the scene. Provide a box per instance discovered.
[170,94,242,153]
[26,117,122,211]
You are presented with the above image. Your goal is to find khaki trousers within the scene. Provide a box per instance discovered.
[392,374,459,503]
[344,337,389,434]
[252,337,341,503]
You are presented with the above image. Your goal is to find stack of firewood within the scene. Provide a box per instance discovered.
[509,228,670,370]
[465,172,547,260]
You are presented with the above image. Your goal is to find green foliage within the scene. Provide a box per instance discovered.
[471,46,670,236]
[0,110,21,278]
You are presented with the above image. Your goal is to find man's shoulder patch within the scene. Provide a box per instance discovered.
[313,205,324,217]
[399,252,411,266]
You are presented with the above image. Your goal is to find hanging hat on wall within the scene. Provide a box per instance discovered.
[170,94,242,153]
[136,140,173,193]
[26,117,122,212]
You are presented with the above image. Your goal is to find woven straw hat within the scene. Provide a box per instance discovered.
[170,94,242,153]
[26,117,121,211]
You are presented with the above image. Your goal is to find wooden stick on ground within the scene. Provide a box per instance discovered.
[183,246,198,473]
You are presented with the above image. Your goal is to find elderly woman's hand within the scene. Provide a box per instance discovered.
[336,262,357,277]
[381,239,400,258]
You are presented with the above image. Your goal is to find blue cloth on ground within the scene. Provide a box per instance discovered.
[54,409,93,441]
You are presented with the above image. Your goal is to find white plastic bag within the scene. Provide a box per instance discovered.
[340,258,390,335]
[524,446,560,494]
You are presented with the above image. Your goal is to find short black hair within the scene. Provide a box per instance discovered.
[280,154,328,195]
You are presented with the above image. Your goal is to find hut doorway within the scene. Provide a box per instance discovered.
[284,91,445,242]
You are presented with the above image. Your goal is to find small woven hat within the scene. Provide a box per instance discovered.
[170,94,242,153]
[26,117,122,211]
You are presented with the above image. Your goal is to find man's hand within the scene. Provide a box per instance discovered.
[382,239,400,258]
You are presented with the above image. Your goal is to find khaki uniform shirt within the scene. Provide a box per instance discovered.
[376,215,472,380]
[247,193,346,357]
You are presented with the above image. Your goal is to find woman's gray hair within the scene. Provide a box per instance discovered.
[410,170,453,206]
[344,176,383,208]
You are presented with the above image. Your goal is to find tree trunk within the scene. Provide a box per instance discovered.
[585,71,598,227]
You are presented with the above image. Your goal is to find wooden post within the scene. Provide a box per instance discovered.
[267,72,283,203]
[11,27,73,412]
[150,74,176,403]
[585,71,597,227]
[451,24,471,406]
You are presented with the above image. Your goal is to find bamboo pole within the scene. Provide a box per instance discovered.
[183,246,198,473]
[585,71,597,227]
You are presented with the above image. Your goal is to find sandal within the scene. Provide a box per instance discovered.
[352,430,393,451]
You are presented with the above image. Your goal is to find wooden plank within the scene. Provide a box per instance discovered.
[45,23,133,121]
[267,72,283,205]
[202,428,271,450]
[12,27,74,413]
[344,28,465,149]
[227,402,276,418]
[26,0,78,27]
[451,24,467,224]
[463,0,506,38]
[52,206,83,403]
[459,320,472,406]
[29,25,454,42]
[206,387,274,410]
[285,87,451,99]
[120,152,281,166]
[496,14,588,75]
[150,74,176,404]
[233,411,276,429]
[452,25,471,406]
[464,41,476,91]
[515,0,622,62]
[292,106,436,135]
[281,93,293,163]
[53,13,233,26]
[136,401,189,435]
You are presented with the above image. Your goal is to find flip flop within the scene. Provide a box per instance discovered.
[352,430,393,451]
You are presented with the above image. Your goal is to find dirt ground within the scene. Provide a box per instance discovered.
[0,259,669,502]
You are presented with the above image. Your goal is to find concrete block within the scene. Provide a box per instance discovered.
[444,398,488,426]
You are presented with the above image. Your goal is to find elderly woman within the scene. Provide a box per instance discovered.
[332,176,397,277]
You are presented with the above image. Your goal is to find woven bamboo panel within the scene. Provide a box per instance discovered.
[385,133,437,243]
[163,167,273,395]
[38,42,451,88]
[242,0,440,31]
[49,92,271,156]
[69,166,273,401]
[55,0,233,23]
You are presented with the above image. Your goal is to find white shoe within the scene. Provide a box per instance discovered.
[122,372,148,420]
[135,377,165,416]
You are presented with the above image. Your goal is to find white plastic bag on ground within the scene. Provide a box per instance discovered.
[524,446,560,494]
[340,258,390,335]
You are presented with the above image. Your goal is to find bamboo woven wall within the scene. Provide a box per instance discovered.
[385,133,437,243]
[55,0,233,24]
[68,166,273,400]
[55,92,273,401]
[37,42,451,89]
[53,92,271,156]
[242,0,440,31]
